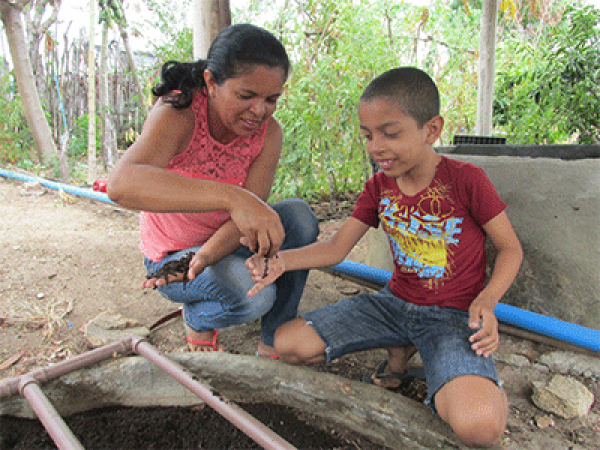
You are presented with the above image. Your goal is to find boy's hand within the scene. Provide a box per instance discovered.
[245,253,285,297]
[468,297,500,358]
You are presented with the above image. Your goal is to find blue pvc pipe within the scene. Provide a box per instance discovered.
[3,167,599,352]
[330,259,600,352]
[0,167,116,206]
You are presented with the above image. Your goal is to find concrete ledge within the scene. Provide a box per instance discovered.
[438,144,600,160]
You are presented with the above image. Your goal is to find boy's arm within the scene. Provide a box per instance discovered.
[246,217,370,296]
[282,217,370,270]
[469,211,523,357]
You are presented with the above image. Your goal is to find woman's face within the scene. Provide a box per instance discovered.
[204,65,286,143]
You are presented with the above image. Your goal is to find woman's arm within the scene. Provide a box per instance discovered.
[107,101,284,255]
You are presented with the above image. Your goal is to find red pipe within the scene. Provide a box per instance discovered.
[131,337,297,450]
[1,337,297,450]
[0,339,132,399]
[18,375,85,450]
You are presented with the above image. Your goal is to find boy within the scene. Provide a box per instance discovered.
[245,67,523,448]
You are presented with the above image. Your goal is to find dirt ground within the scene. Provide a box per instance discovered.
[0,175,598,449]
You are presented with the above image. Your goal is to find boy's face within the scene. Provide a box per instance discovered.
[358,97,442,180]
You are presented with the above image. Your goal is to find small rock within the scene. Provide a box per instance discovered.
[531,374,594,419]
[532,362,551,373]
[534,415,555,428]
[537,351,600,379]
[19,181,46,196]
[83,312,150,348]
[505,354,531,367]
[88,313,144,330]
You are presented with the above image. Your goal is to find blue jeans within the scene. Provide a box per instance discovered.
[145,199,319,347]
[302,285,502,411]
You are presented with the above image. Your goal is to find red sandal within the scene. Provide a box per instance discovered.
[186,329,220,351]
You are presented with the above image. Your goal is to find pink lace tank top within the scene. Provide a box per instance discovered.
[140,91,268,261]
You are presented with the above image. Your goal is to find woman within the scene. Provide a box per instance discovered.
[108,24,319,356]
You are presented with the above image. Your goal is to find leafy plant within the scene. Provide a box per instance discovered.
[0,64,34,166]
[494,4,599,144]
[143,0,194,64]
[5,0,597,198]
[241,0,486,199]
[68,114,101,158]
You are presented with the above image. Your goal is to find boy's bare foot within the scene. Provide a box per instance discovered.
[185,326,224,352]
[371,345,418,389]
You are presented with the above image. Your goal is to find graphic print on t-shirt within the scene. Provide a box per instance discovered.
[379,180,464,289]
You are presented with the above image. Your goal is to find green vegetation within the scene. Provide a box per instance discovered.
[0,62,34,168]
[494,5,600,144]
[1,0,598,200]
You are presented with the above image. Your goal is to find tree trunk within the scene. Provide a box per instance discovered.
[23,0,60,126]
[193,0,231,59]
[116,20,147,118]
[475,0,498,136]
[87,0,97,184]
[99,19,116,169]
[52,47,70,182]
[0,0,57,165]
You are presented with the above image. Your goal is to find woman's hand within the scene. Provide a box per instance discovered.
[230,191,284,258]
[245,253,285,297]
[142,252,203,290]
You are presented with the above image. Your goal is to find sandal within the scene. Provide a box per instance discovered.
[186,329,220,351]
[255,351,280,360]
[364,360,425,391]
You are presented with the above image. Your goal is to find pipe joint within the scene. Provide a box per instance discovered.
[17,374,40,396]
[130,335,149,354]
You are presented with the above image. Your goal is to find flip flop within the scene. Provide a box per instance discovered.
[364,360,425,390]
[186,329,220,351]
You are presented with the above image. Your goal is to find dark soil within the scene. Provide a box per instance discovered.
[1,353,427,450]
[1,364,425,450]
[147,252,196,287]
[0,402,377,450]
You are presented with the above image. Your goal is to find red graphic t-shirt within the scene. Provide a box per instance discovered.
[351,156,506,311]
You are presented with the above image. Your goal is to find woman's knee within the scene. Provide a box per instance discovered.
[274,199,319,245]
[237,290,275,321]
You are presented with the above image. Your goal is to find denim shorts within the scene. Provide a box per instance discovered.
[302,285,502,411]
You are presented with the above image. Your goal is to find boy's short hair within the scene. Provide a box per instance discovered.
[360,67,440,128]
